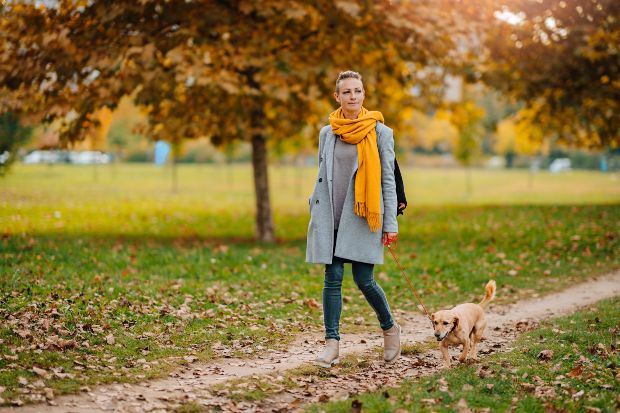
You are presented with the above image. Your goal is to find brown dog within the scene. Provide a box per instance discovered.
[431,280,496,368]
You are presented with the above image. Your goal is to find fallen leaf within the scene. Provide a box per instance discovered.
[303,298,320,310]
[32,366,48,378]
[567,365,583,378]
[456,397,472,413]
[538,349,554,360]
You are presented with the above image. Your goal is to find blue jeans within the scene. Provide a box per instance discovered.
[323,255,394,341]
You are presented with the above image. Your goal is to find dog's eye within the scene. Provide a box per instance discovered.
[434,321,438,325]
[443,321,449,325]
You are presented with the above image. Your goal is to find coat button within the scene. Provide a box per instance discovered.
[319,178,323,182]
[315,200,319,204]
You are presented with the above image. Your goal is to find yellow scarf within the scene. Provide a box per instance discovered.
[329,107,384,232]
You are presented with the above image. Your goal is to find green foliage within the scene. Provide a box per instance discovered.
[0,112,32,175]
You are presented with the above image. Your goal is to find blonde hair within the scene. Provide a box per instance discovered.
[335,70,363,94]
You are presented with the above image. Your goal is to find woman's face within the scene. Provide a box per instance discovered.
[334,78,365,115]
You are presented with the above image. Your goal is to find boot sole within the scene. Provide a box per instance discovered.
[315,358,339,368]
[384,348,401,363]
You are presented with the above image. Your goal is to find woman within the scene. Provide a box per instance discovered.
[306,70,400,368]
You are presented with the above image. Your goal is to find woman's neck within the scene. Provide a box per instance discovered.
[342,108,360,120]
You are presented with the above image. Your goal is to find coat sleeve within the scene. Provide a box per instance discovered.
[378,127,398,233]
[310,126,328,208]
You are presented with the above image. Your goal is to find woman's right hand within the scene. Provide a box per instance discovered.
[382,232,398,247]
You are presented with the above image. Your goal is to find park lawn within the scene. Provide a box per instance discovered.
[0,164,619,404]
[308,296,620,413]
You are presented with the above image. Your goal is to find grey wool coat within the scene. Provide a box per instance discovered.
[305,122,398,265]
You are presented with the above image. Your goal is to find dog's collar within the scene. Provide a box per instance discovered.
[440,322,458,342]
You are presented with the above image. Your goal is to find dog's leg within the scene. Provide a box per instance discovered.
[440,343,451,368]
[471,319,487,360]
[459,339,470,363]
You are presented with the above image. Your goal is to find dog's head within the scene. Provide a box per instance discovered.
[430,310,459,341]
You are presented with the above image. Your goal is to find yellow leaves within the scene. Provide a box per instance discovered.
[335,1,361,17]
[75,107,112,151]
[163,47,185,68]
[174,84,186,104]
[284,3,308,20]
[495,118,516,154]
[445,101,485,132]
[513,110,547,156]
[153,123,164,135]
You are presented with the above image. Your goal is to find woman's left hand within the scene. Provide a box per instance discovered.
[382,232,398,247]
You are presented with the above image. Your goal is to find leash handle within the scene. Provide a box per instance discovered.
[385,243,434,328]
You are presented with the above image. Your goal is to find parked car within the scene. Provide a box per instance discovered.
[69,151,111,164]
[22,150,67,164]
[549,158,572,173]
[0,151,9,165]
[22,150,111,164]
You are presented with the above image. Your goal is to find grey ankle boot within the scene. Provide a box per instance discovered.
[315,338,339,368]
[383,323,401,363]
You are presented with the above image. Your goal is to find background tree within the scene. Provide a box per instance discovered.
[0,0,484,241]
[0,112,32,175]
[446,101,485,196]
[482,0,620,149]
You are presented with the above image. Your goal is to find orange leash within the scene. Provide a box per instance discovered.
[385,243,434,328]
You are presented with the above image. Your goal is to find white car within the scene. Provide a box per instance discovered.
[549,158,571,173]
[22,150,65,164]
[69,151,111,164]
[22,150,111,164]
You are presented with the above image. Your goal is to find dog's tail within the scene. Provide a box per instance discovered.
[478,280,496,308]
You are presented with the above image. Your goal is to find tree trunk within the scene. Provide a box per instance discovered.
[528,156,535,189]
[251,133,275,242]
[465,165,472,198]
[171,155,178,193]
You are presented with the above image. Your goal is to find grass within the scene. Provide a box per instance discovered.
[0,163,619,405]
[308,297,620,413]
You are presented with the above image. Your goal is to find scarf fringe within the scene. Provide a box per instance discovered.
[354,202,381,233]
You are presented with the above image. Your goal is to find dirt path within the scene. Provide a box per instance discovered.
[4,271,620,413]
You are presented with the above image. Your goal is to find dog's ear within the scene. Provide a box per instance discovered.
[453,316,459,327]
[430,313,435,322]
